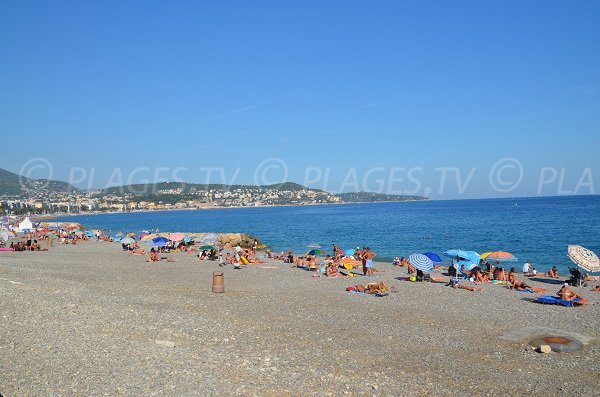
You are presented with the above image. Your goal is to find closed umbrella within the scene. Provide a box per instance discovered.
[408,254,434,272]
[568,245,600,273]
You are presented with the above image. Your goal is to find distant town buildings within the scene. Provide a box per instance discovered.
[0,185,342,215]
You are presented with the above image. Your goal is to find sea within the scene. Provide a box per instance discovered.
[54,195,600,274]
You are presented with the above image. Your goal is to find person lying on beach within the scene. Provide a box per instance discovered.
[352,282,393,294]
[446,280,482,291]
[131,248,146,255]
[592,286,600,292]
[557,283,582,301]
[583,274,600,282]
[546,266,559,278]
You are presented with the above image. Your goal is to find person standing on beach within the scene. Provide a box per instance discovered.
[252,239,258,254]
[363,247,376,276]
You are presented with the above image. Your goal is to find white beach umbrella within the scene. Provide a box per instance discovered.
[568,245,600,273]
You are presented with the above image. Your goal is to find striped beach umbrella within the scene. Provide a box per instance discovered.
[568,245,600,273]
[409,254,434,272]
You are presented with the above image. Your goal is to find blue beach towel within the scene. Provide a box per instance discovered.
[534,295,586,307]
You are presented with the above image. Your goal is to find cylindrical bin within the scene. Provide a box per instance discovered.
[212,271,224,293]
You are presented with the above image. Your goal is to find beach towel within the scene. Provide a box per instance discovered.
[515,288,549,293]
[534,295,588,306]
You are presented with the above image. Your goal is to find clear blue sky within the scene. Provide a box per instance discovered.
[1,0,599,198]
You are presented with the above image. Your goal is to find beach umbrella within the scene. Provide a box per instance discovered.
[121,237,135,245]
[169,233,186,241]
[423,252,442,263]
[198,245,216,251]
[408,254,434,272]
[444,249,471,260]
[568,245,600,273]
[306,249,326,256]
[152,236,169,245]
[152,241,169,248]
[483,251,517,262]
[341,256,362,269]
[345,248,356,256]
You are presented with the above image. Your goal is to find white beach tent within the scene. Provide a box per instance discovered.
[17,217,33,232]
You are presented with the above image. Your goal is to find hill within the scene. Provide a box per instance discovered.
[0,168,79,197]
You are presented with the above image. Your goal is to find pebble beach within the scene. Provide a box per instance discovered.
[1,241,599,397]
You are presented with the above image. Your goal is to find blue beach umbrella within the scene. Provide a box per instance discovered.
[444,249,470,260]
[408,254,434,272]
[152,236,169,245]
[423,252,442,263]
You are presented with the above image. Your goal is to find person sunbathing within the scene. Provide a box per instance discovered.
[557,283,582,301]
[583,274,600,282]
[326,262,338,277]
[147,250,160,262]
[473,267,488,284]
[353,282,392,294]
[131,248,145,255]
[493,267,507,282]
[592,285,600,292]
[507,267,529,288]
[446,280,482,291]
[546,266,559,278]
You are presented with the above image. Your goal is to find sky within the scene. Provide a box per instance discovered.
[1,0,599,199]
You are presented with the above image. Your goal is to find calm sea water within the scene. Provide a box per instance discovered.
[55,195,600,274]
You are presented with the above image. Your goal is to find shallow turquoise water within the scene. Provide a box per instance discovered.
[56,195,600,274]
